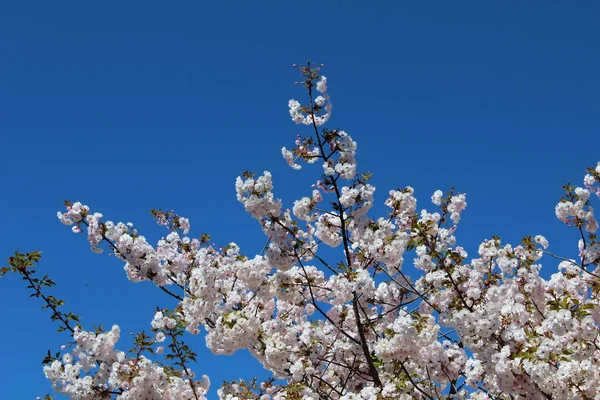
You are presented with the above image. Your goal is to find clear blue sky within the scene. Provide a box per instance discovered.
[1,1,599,398]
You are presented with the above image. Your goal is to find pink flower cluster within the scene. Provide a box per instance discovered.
[51,66,600,399]
[43,325,210,399]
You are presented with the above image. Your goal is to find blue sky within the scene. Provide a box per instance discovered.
[1,1,599,398]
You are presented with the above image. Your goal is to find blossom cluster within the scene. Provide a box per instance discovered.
[39,63,600,399]
[42,325,209,399]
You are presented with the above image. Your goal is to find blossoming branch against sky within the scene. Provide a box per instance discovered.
[1,2,599,399]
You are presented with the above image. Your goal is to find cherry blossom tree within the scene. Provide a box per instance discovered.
[4,62,600,399]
